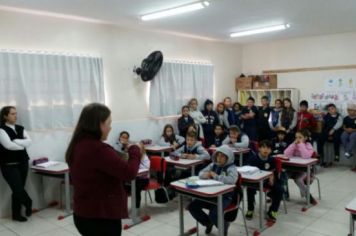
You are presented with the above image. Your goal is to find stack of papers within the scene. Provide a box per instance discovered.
[237,166,260,175]
[35,161,60,168]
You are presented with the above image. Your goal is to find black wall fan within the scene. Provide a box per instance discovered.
[133,51,163,82]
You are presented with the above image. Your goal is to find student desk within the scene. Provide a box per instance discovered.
[30,162,71,220]
[281,157,318,210]
[145,145,173,158]
[124,168,150,230]
[239,169,273,233]
[170,180,235,236]
[164,157,205,176]
[346,197,356,236]
[209,147,250,166]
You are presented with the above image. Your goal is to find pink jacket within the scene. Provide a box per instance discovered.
[284,142,314,159]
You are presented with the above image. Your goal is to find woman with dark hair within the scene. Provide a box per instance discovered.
[66,103,142,236]
[0,106,32,222]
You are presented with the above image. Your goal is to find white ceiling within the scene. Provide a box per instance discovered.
[0,0,356,43]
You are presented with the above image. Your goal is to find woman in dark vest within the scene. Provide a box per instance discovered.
[278,98,297,144]
[0,106,32,222]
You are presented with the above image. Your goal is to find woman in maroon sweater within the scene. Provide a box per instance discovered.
[65,103,142,236]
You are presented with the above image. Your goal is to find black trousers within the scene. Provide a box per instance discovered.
[74,214,122,236]
[124,178,149,208]
[317,129,342,159]
[247,182,283,212]
[0,161,32,218]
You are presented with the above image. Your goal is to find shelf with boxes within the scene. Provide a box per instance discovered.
[235,74,299,106]
[237,88,300,107]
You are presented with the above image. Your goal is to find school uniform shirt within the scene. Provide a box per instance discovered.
[268,108,282,130]
[213,134,226,147]
[222,133,249,148]
[258,106,271,127]
[323,113,343,132]
[297,111,316,131]
[69,136,141,220]
[0,124,31,165]
[233,110,243,127]
[241,106,258,127]
[278,109,297,132]
[178,115,194,138]
[189,110,207,139]
[343,116,356,129]
[157,135,185,147]
[201,109,219,136]
[248,153,276,172]
[284,142,314,159]
[174,141,210,160]
[224,108,236,128]
[217,112,230,129]
[138,154,150,179]
[271,138,288,155]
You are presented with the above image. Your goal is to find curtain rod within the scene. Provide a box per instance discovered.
[165,59,213,66]
[0,49,100,58]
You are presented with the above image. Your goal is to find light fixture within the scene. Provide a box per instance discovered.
[230,24,290,38]
[141,1,209,21]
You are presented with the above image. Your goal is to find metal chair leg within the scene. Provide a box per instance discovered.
[148,190,153,203]
[316,177,321,200]
[239,206,249,236]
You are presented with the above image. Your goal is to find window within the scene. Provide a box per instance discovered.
[0,50,104,130]
[149,61,214,116]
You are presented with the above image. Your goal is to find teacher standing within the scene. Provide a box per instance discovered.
[65,103,142,236]
[0,106,32,222]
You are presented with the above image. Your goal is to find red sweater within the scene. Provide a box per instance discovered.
[297,111,316,131]
[69,136,141,219]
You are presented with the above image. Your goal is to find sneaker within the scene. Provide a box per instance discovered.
[345,152,351,159]
[334,155,340,162]
[205,222,213,234]
[309,194,318,206]
[266,210,277,222]
[245,210,254,220]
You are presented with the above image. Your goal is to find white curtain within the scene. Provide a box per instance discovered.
[0,51,104,130]
[149,61,214,116]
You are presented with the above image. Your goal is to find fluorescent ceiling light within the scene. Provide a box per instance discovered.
[141,1,209,21]
[230,24,290,38]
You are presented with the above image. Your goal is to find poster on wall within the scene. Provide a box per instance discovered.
[312,76,356,115]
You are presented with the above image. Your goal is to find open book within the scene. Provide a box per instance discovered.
[35,161,60,168]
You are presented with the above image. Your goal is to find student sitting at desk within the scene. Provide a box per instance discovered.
[188,145,237,236]
[157,124,185,150]
[272,130,288,155]
[210,124,226,148]
[222,125,249,149]
[174,131,210,161]
[113,131,130,159]
[245,140,283,222]
[284,129,318,205]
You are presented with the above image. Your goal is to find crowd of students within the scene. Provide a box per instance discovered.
[1,98,355,236]
[111,96,356,235]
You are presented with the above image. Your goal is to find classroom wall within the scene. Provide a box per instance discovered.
[242,31,356,98]
[0,10,243,121]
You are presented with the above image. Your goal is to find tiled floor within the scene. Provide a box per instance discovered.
[0,165,355,236]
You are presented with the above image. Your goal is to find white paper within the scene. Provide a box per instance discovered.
[194,180,224,187]
[36,161,60,168]
[237,166,260,175]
